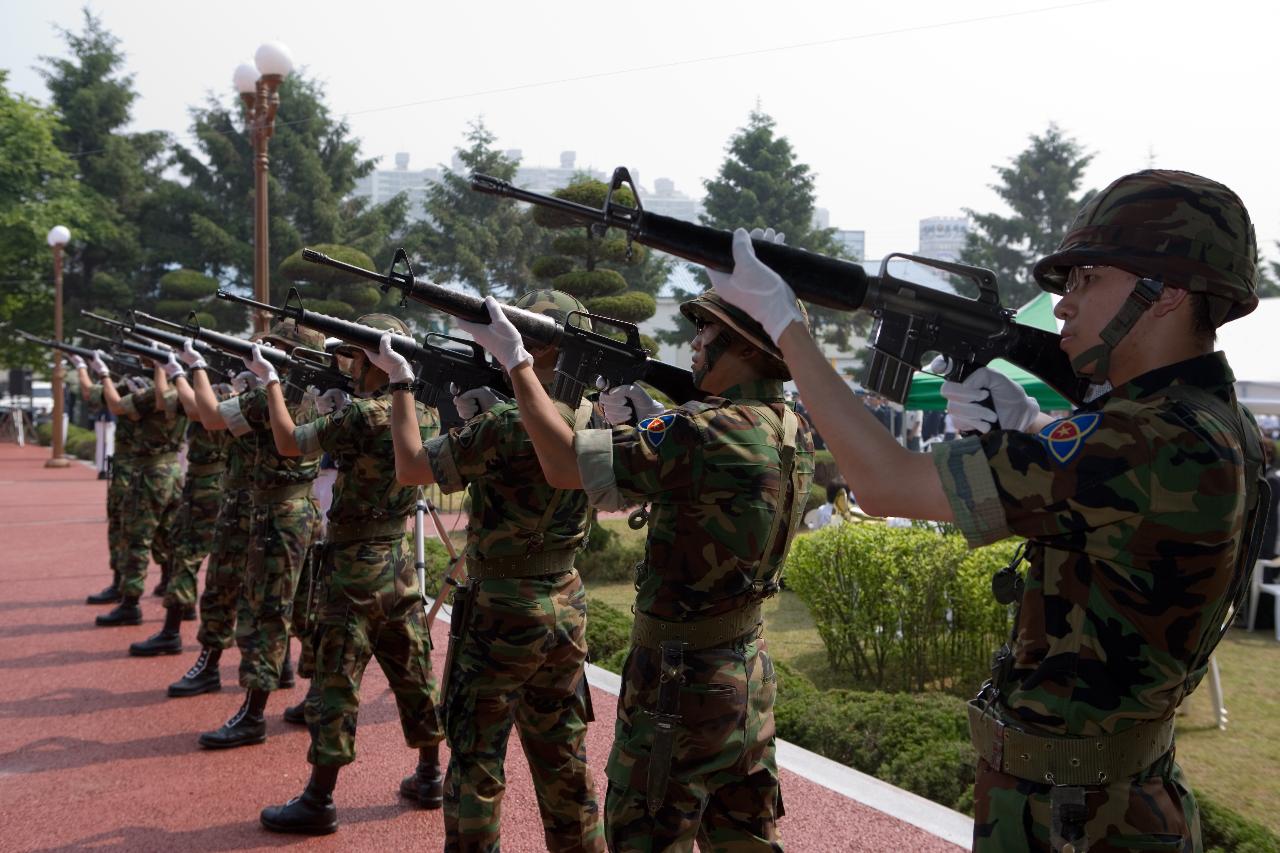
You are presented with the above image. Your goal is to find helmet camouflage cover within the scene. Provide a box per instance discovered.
[1033,169,1258,325]
[261,318,326,351]
[679,290,806,374]
[513,289,592,332]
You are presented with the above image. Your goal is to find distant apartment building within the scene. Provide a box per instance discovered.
[917,216,970,262]
[639,177,704,222]
[834,229,866,261]
[351,152,441,215]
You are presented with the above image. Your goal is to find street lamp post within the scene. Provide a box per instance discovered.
[45,225,72,469]
[233,42,294,334]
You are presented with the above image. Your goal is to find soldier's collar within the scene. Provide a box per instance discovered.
[1097,351,1235,408]
[719,379,786,403]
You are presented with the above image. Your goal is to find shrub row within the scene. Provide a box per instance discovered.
[786,523,1016,694]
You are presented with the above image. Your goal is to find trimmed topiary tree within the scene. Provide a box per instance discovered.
[277,243,377,319]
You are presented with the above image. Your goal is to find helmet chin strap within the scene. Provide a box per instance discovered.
[694,327,734,389]
[1069,276,1164,383]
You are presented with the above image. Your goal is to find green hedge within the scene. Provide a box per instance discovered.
[786,523,1015,694]
[578,530,644,584]
[585,599,632,671]
[32,422,95,459]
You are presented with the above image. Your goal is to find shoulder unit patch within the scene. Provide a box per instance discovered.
[639,413,676,449]
[1038,412,1101,465]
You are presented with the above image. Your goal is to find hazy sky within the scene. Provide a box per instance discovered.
[3,0,1276,270]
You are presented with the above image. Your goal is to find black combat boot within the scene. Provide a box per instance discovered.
[168,647,222,697]
[279,644,296,689]
[86,574,122,605]
[283,682,319,726]
[199,688,269,749]
[398,744,444,809]
[129,606,183,656]
[95,595,142,627]
[260,765,340,835]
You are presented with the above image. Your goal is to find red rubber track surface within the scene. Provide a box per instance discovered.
[0,444,962,851]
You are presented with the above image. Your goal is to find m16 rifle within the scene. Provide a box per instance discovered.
[15,330,148,378]
[299,247,705,409]
[125,310,351,405]
[77,326,173,366]
[119,311,244,379]
[470,167,1090,407]
[215,288,508,408]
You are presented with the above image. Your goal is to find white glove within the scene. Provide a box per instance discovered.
[69,354,87,371]
[162,351,186,380]
[124,375,148,394]
[933,358,1040,434]
[231,370,259,394]
[179,340,207,369]
[707,228,804,343]
[365,332,415,384]
[600,383,665,426]
[452,385,501,420]
[90,350,110,378]
[315,388,351,415]
[453,296,531,371]
[242,344,279,385]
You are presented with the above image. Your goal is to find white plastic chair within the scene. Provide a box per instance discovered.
[1246,557,1280,635]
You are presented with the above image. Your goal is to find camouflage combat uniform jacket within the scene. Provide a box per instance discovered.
[219,386,320,691]
[425,397,604,852]
[574,379,814,851]
[933,352,1260,852]
[291,391,443,767]
[87,383,136,578]
[113,386,186,598]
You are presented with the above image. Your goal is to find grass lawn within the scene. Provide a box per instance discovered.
[586,564,1280,835]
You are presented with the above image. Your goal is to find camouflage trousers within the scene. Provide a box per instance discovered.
[105,459,133,575]
[195,490,252,650]
[116,457,182,599]
[604,634,783,853]
[972,752,1201,853]
[306,533,443,767]
[236,492,317,690]
[441,569,604,853]
[161,469,225,610]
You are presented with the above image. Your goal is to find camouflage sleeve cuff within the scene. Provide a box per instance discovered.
[932,436,1011,547]
[163,390,179,419]
[294,422,321,455]
[218,396,253,438]
[424,434,465,494]
[576,428,627,511]
[117,394,140,419]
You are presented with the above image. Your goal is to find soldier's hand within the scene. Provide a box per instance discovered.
[124,375,148,394]
[315,388,351,415]
[366,332,415,384]
[69,354,87,371]
[453,296,531,371]
[162,351,186,380]
[707,227,804,343]
[934,359,1040,434]
[452,385,501,420]
[242,344,279,386]
[90,350,110,378]
[179,340,207,370]
[600,383,664,426]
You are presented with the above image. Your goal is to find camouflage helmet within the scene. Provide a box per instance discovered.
[513,289,592,331]
[334,313,411,358]
[679,290,806,371]
[261,318,325,351]
[1033,169,1258,325]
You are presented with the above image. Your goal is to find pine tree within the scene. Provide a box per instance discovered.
[961,123,1094,308]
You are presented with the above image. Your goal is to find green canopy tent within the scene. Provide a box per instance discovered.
[903,292,1073,413]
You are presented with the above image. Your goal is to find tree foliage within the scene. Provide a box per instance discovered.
[404,120,547,306]
[695,109,853,346]
[961,123,1095,308]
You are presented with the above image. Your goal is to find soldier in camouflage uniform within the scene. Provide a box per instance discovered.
[88,354,186,629]
[377,290,606,852]
[167,360,259,698]
[71,355,134,606]
[184,321,320,748]
[453,289,814,850]
[127,353,231,656]
[708,174,1266,852]
[255,314,444,835]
